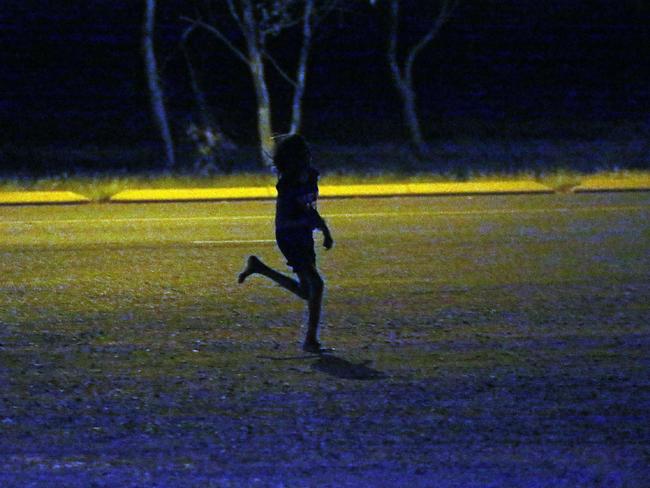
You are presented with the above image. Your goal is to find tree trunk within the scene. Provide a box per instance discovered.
[388,58,426,157]
[398,76,426,156]
[290,0,314,134]
[250,50,275,167]
[142,0,176,169]
[387,0,428,158]
[182,31,211,129]
[240,0,274,167]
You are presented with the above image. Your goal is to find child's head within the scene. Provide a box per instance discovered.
[273,134,311,175]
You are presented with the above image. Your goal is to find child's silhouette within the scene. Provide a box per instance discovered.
[238,134,334,353]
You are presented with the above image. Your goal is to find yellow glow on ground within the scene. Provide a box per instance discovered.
[111,180,552,202]
[319,181,554,197]
[110,187,276,202]
[574,176,650,192]
[0,191,90,205]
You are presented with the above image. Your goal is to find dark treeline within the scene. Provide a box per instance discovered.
[1,0,649,173]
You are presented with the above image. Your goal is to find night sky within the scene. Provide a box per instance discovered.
[2,0,650,147]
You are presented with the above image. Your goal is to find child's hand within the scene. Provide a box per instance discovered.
[323,233,334,250]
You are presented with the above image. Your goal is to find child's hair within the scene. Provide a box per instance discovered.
[273,134,311,174]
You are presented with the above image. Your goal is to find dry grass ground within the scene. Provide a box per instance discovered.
[0,193,649,486]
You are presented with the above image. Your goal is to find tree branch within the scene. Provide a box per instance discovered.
[260,9,304,36]
[226,0,244,32]
[387,0,403,83]
[180,16,249,65]
[312,0,341,29]
[404,0,457,79]
[240,0,261,48]
[263,51,298,88]
[181,21,198,44]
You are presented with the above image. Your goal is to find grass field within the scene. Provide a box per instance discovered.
[1,193,649,487]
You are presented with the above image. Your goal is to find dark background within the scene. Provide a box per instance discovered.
[1,0,649,171]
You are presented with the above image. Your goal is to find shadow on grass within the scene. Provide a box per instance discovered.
[256,354,319,361]
[256,353,387,380]
[311,355,387,380]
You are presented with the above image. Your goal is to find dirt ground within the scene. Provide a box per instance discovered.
[1,193,649,486]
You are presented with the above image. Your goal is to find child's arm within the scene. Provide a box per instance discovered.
[314,210,333,250]
[286,173,334,249]
[276,206,333,249]
[302,202,333,250]
[299,204,331,249]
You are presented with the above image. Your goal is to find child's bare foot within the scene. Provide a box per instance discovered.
[302,340,333,354]
[238,255,260,284]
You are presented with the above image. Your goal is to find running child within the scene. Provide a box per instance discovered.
[237,134,334,354]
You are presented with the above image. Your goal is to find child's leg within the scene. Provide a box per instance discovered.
[238,255,308,300]
[296,265,324,350]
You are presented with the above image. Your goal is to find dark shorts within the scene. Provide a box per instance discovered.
[276,228,315,272]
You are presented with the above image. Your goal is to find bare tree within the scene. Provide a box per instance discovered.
[374,0,459,157]
[143,0,176,169]
[184,0,333,167]
[181,24,212,131]
[290,0,314,134]
[180,23,238,174]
